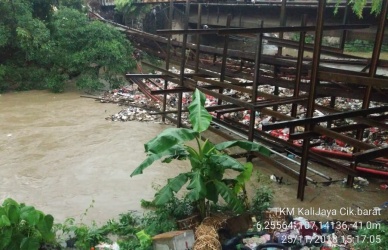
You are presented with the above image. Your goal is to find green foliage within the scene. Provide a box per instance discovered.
[249,186,273,221]
[54,198,180,250]
[115,0,152,26]
[54,200,114,249]
[49,8,136,92]
[290,33,314,44]
[140,210,176,237]
[135,230,152,248]
[0,1,136,92]
[141,196,195,220]
[56,218,110,249]
[354,223,388,250]
[108,209,174,250]
[131,89,271,219]
[254,170,272,186]
[334,0,383,18]
[0,198,57,250]
[345,39,388,52]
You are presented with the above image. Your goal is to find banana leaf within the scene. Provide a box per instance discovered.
[145,128,198,154]
[234,162,253,194]
[131,144,186,176]
[215,140,271,156]
[214,180,244,213]
[186,171,206,201]
[154,173,190,205]
[188,89,212,133]
[208,154,245,171]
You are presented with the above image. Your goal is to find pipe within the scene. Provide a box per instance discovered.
[356,167,388,177]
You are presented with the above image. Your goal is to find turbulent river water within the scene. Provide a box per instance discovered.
[0,90,190,224]
[1,90,387,226]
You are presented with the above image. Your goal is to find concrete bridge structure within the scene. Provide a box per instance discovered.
[170,1,383,43]
[101,1,385,45]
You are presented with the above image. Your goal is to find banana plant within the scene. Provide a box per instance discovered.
[131,89,271,219]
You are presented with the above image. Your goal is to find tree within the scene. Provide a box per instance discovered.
[115,0,152,26]
[48,8,136,91]
[0,1,136,92]
[336,0,383,18]
[0,0,52,91]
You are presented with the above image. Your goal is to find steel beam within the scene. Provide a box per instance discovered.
[315,104,388,130]
[157,24,369,35]
[318,71,388,88]
[249,20,264,144]
[125,74,168,78]
[289,131,321,140]
[205,104,238,112]
[353,146,388,163]
[298,0,326,201]
[196,86,255,110]
[313,125,375,150]
[218,14,232,117]
[262,106,388,131]
[290,15,307,136]
[195,3,202,73]
[253,96,308,109]
[193,76,251,94]
[151,88,191,95]
[352,0,388,185]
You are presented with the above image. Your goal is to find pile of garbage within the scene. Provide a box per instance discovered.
[99,86,136,104]
[101,83,171,123]
[342,177,369,190]
[97,70,387,156]
[105,106,159,122]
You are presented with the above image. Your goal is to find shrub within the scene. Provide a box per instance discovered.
[0,198,57,250]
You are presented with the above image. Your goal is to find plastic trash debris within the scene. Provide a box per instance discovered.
[94,242,120,250]
[380,201,388,209]
[270,175,283,184]
[380,184,388,190]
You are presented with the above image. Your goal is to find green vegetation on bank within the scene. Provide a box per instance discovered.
[0,0,136,93]
[0,185,274,249]
[291,33,388,54]
[344,39,388,53]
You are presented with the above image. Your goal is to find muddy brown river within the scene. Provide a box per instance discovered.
[1,90,387,226]
[0,90,190,224]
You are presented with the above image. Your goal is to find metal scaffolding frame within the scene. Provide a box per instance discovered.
[93,0,388,200]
